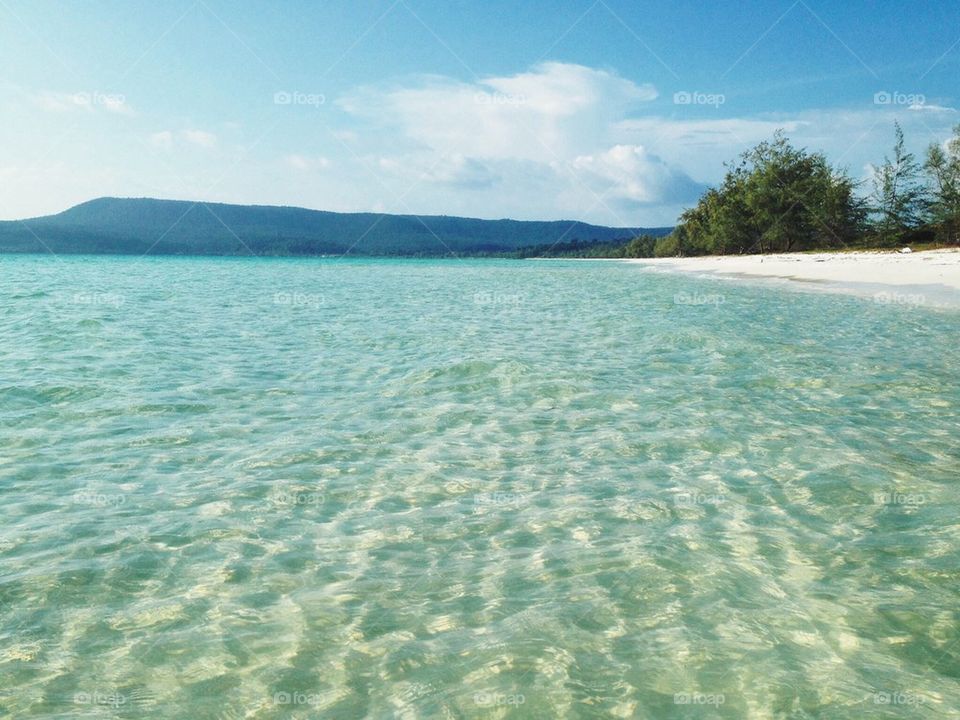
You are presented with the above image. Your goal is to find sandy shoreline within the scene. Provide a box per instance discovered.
[627,249,960,307]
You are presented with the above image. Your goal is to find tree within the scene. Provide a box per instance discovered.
[669,132,864,255]
[621,234,658,257]
[653,231,682,257]
[871,122,926,246]
[924,124,960,245]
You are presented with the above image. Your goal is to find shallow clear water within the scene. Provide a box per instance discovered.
[1,256,959,719]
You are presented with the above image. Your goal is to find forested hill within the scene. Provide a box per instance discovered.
[0,197,669,256]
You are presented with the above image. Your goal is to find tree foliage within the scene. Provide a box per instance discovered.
[924,124,960,245]
[870,122,926,247]
[654,132,866,256]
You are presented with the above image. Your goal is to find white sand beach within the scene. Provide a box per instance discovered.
[629,249,960,306]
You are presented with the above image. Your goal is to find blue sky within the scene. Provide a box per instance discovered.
[1,0,958,226]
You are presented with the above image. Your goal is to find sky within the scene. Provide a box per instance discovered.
[1,0,958,227]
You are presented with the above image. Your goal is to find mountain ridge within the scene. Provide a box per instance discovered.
[0,197,671,257]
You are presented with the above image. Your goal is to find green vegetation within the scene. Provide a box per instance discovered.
[870,122,926,247]
[924,124,960,246]
[663,132,866,256]
[644,123,960,258]
[494,234,664,259]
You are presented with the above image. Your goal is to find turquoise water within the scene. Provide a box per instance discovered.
[2,256,959,719]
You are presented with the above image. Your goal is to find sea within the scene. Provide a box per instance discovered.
[2,255,959,718]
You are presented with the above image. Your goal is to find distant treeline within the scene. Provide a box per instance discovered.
[484,235,662,259]
[534,122,960,258]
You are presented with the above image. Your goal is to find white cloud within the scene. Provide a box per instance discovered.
[571,145,703,207]
[338,62,657,162]
[284,154,330,171]
[334,62,703,222]
[376,154,498,189]
[147,128,220,153]
[482,62,656,118]
[149,130,174,151]
[421,155,498,189]
[32,91,78,113]
[909,103,957,113]
[182,129,218,148]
